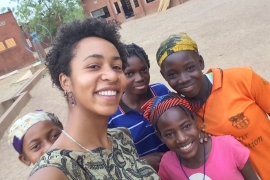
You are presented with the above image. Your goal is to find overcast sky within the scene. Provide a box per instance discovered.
[0,0,17,10]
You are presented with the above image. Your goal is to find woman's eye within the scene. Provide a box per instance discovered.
[113,65,122,70]
[87,65,99,69]
[51,133,60,139]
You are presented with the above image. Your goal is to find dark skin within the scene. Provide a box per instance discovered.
[156,106,259,180]
[160,50,212,142]
[19,121,62,166]
[122,55,164,172]
[122,55,150,113]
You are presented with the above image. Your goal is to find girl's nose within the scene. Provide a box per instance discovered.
[175,131,188,144]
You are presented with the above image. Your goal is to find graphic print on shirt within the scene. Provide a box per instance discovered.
[229,112,250,129]
[189,173,211,180]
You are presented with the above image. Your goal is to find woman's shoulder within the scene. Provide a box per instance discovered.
[108,127,132,139]
[30,149,85,179]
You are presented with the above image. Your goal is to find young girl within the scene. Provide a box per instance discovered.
[8,111,63,165]
[29,18,159,180]
[108,43,170,171]
[156,32,270,179]
[142,93,259,180]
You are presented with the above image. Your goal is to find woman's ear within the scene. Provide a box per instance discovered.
[59,73,72,92]
[19,154,31,166]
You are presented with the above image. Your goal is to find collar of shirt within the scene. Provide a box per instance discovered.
[119,86,155,114]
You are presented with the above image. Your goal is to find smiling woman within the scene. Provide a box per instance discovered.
[28,18,160,180]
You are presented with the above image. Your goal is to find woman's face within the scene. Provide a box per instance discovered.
[63,37,126,116]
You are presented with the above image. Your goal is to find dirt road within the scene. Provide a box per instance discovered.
[0,0,269,179]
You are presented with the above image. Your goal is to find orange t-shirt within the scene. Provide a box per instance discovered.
[197,67,270,179]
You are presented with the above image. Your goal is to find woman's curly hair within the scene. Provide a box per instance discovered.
[46,18,127,91]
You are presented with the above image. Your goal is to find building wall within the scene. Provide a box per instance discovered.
[0,11,35,75]
[82,0,183,23]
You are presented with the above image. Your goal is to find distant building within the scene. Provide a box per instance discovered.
[0,11,35,75]
[81,0,184,23]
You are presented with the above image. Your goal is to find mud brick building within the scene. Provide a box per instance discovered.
[81,0,184,23]
[0,11,35,75]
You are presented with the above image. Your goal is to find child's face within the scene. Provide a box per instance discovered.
[124,55,150,95]
[19,120,62,165]
[160,50,204,98]
[157,106,200,160]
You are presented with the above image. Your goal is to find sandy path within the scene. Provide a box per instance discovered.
[0,0,269,179]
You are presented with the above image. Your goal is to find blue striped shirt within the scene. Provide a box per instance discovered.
[108,83,170,156]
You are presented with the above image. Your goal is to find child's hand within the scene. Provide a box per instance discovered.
[140,152,165,172]
[199,131,211,143]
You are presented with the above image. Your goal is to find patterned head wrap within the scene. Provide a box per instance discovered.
[142,93,200,129]
[8,111,63,154]
[156,32,198,67]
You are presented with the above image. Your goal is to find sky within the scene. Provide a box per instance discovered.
[0,0,17,10]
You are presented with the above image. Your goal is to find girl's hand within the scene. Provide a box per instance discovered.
[199,131,211,143]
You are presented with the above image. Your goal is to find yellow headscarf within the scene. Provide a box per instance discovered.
[156,32,198,67]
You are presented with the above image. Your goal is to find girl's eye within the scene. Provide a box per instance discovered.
[113,65,122,70]
[125,72,133,77]
[31,144,40,151]
[165,133,173,137]
[168,73,176,78]
[184,124,191,130]
[142,68,148,73]
[187,66,195,71]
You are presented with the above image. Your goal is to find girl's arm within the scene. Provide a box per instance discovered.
[240,159,260,180]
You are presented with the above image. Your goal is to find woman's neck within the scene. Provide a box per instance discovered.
[61,106,111,151]
[122,91,149,112]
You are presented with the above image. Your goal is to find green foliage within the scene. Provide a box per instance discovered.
[8,0,85,37]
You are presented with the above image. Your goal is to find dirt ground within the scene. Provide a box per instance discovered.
[0,0,269,179]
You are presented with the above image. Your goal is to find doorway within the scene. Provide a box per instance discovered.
[120,0,134,19]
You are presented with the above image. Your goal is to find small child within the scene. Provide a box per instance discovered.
[8,111,63,165]
[142,93,259,180]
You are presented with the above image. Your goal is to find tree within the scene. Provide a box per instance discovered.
[8,0,85,36]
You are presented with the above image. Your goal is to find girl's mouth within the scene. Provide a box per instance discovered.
[179,141,193,153]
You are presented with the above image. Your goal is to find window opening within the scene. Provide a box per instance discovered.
[91,6,111,18]
[114,2,121,14]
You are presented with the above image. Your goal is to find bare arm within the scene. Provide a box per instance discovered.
[28,167,68,180]
[240,159,259,180]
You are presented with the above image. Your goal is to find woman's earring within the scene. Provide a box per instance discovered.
[68,92,76,106]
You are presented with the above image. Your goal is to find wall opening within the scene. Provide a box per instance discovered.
[120,0,134,19]
[133,0,139,7]
[91,6,111,18]
[114,2,121,14]
[146,0,155,3]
